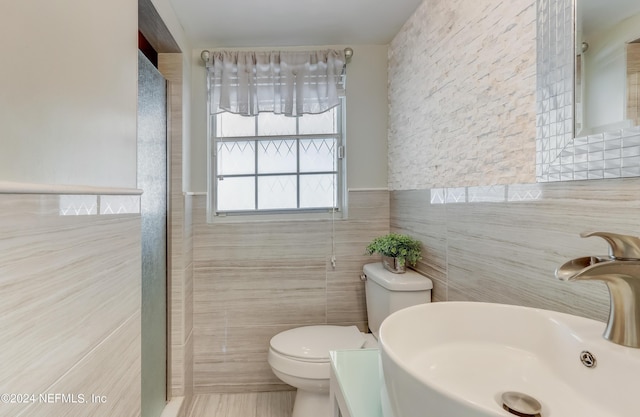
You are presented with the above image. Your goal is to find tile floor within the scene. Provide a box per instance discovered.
[188,391,295,417]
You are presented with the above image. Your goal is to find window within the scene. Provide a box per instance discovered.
[208,101,345,220]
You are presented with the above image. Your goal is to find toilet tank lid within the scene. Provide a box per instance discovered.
[270,325,365,361]
[363,262,433,291]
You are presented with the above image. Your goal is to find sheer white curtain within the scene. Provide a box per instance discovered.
[205,49,346,117]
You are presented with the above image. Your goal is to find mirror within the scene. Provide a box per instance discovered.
[536,0,640,182]
[575,0,640,136]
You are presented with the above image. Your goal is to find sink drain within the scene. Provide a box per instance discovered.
[501,391,542,417]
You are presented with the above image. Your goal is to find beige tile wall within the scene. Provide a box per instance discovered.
[192,190,389,393]
[0,193,141,417]
[391,178,640,322]
[159,53,194,409]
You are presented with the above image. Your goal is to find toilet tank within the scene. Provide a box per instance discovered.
[363,262,432,339]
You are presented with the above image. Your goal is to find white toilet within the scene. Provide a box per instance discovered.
[268,262,433,417]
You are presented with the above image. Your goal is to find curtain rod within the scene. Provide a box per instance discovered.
[200,47,353,64]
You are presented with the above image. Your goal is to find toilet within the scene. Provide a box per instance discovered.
[268,262,433,417]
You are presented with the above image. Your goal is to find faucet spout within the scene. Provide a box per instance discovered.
[556,232,640,348]
[555,256,612,281]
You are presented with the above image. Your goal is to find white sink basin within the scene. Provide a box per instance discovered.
[379,301,640,417]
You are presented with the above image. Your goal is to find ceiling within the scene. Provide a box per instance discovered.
[580,0,640,38]
[166,0,425,48]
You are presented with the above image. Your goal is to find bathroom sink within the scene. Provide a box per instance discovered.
[378,301,640,417]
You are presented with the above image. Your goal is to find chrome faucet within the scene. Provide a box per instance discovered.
[556,231,640,348]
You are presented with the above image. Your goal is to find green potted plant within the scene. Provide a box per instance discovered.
[365,233,422,273]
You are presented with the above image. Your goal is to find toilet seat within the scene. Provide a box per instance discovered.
[270,325,366,361]
[268,325,366,380]
[268,349,331,380]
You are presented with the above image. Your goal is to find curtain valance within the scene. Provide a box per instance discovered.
[205,49,346,117]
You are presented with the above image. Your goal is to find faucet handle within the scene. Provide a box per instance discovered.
[581,231,640,260]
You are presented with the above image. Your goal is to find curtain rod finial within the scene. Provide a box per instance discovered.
[344,47,353,61]
[201,50,210,65]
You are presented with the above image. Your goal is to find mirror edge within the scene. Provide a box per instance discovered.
[536,0,640,182]
[536,0,576,182]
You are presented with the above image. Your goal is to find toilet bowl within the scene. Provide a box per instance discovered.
[268,325,366,417]
[267,262,433,417]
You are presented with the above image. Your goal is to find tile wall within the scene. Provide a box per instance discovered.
[628,43,640,127]
[159,53,195,410]
[391,178,640,322]
[387,0,537,189]
[387,0,640,325]
[543,128,640,181]
[192,190,389,393]
[0,190,142,417]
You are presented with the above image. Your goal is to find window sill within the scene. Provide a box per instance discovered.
[207,210,346,224]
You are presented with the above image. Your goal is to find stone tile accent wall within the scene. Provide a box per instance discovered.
[388,0,537,190]
[0,192,141,417]
[192,190,389,393]
[628,43,640,127]
[391,178,640,322]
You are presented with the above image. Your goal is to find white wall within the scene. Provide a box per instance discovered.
[345,45,389,189]
[584,12,640,131]
[188,44,389,192]
[0,0,138,188]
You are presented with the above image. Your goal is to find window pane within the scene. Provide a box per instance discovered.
[300,174,336,208]
[217,177,255,211]
[258,176,297,209]
[300,138,336,172]
[210,100,344,218]
[257,112,296,136]
[217,112,255,137]
[217,141,255,175]
[258,139,297,174]
[299,107,337,134]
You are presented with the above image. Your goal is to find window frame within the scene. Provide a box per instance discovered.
[207,99,347,223]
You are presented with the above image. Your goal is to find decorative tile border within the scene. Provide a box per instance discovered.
[58,195,141,216]
[100,195,141,215]
[445,187,466,204]
[468,186,506,203]
[59,195,98,216]
[430,188,446,204]
[430,184,543,205]
[507,183,543,202]
[0,181,142,216]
